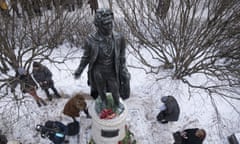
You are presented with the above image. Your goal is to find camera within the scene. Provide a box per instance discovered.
[36,124,54,138]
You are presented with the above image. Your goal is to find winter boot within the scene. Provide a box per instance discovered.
[41,99,47,106]
[55,92,61,98]
[160,120,168,124]
[45,89,52,101]
[52,87,61,98]
[84,109,91,119]
[36,101,41,107]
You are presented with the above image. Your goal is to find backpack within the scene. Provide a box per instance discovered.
[66,121,80,136]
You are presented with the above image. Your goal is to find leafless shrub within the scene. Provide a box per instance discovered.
[0,5,94,132]
[115,0,240,132]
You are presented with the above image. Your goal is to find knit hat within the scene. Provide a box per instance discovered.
[161,96,168,102]
[17,68,26,75]
[33,62,40,67]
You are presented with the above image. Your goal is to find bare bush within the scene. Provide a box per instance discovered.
[0,5,94,133]
[115,0,240,131]
[116,0,240,87]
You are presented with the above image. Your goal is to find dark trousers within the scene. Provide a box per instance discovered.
[93,68,120,106]
[44,85,60,100]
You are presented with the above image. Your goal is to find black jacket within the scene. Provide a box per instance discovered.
[33,64,53,88]
[182,128,204,144]
[163,96,180,121]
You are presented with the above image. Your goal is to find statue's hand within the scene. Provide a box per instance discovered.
[74,71,81,79]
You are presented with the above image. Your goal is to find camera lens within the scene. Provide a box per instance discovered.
[36,125,41,131]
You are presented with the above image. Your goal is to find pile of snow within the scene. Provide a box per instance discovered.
[0,45,239,144]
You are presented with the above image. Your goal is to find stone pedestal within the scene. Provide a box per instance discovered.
[89,100,128,144]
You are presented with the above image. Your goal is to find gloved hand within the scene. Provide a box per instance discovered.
[22,89,26,93]
[11,88,15,93]
[74,71,81,79]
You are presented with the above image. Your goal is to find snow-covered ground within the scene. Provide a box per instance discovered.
[1,43,239,144]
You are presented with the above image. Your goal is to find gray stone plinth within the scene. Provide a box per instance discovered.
[89,100,128,144]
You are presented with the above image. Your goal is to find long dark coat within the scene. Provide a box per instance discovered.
[88,0,98,14]
[32,64,53,89]
[75,31,129,99]
[182,128,204,144]
[162,96,180,121]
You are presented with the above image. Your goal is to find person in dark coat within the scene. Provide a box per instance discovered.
[31,0,42,16]
[0,130,7,144]
[173,128,206,144]
[10,0,21,17]
[11,68,46,107]
[32,62,61,101]
[19,0,34,18]
[88,0,98,14]
[74,8,131,108]
[156,0,171,19]
[0,0,10,17]
[62,0,75,12]
[157,95,180,124]
[42,0,53,10]
[76,0,83,8]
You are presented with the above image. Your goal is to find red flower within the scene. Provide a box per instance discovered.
[99,109,116,119]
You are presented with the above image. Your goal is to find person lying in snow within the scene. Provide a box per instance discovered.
[173,128,206,144]
[10,67,46,107]
[156,95,180,124]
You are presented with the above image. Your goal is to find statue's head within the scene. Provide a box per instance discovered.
[94,8,114,36]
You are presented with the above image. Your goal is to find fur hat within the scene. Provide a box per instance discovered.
[63,93,87,118]
[33,62,40,67]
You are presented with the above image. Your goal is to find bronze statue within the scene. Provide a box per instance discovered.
[74,8,130,108]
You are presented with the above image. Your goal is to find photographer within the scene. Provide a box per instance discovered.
[173,128,206,144]
[36,121,68,144]
[32,62,61,101]
[156,95,180,124]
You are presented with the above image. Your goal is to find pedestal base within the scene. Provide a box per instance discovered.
[89,100,128,144]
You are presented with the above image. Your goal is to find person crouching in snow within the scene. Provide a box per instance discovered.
[63,93,91,121]
[10,68,46,107]
[173,128,206,144]
[156,95,180,124]
[32,62,61,101]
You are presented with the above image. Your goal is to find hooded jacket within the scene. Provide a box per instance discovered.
[63,94,87,118]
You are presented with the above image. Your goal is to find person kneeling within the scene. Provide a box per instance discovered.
[173,128,206,144]
[156,95,180,124]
